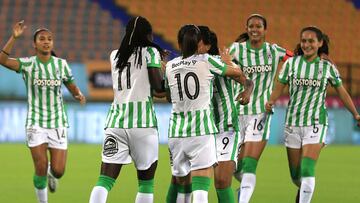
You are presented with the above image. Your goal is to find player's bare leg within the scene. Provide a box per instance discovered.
[298,144,322,203]
[135,161,158,203]
[214,161,236,203]
[48,148,67,193]
[30,143,49,203]
[89,162,122,203]
[286,148,302,203]
[238,140,267,203]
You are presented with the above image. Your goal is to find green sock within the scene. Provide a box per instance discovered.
[192,176,211,192]
[178,184,192,194]
[138,179,154,194]
[301,157,316,177]
[33,175,47,189]
[95,175,116,192]
[166,183,178,203]
[216,187,235,203]
[242,156,258,174]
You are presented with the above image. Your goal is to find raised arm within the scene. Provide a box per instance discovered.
[65,83,86,105]
[0,20,26,72]
[335,85,360,127]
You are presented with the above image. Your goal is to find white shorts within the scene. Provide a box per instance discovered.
[239,113,271,145]
[168,135,217,177]
[216,128,239,162]
[26,126,68,150]
[101,127,159,170]
[284,125,328,149]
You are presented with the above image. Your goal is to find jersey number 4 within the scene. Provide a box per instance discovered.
[175,72,200,101]
[118,62,131,90]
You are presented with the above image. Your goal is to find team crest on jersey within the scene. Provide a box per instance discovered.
[103,135,118,157]
[267,52,272,60]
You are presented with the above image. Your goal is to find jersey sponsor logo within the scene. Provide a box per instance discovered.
[33,78,61,87]
[243,65,272,74]
[171,60,197,68]
[103,135,118,157]
[292,78,321,87]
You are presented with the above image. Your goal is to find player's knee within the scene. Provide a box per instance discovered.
[242,156,258,174]
[300,157,316,177]
[50,164,66,178]
[215,176,231,189]
[51,168,65,179]
[96,175,116,192]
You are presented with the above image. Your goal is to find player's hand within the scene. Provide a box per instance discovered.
[12,20,26,39]
[219,47,232,65]
[355,114,360,127]
[265,101,274,114]
[75,94,86,105]
[319,53,334,64]
[236,91,250,105]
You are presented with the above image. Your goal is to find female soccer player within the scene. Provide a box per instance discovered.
[165,24,250,203]
[202,26,253,203]
[165,26,253,203]
[0,21,86,203]
[266,26,360,203]
[229,14,293,203]
[89,16,165,203]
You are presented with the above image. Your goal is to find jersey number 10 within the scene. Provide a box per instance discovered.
[174,72,200,101]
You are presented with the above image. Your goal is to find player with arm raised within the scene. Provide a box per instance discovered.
[0,21,85,203]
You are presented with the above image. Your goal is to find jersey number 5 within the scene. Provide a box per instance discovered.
[174,72,200,101]
[118,62,131,90]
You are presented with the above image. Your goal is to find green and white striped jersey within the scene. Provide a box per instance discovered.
[230,41,289,115]
[17,56,74,128]
[211,57,239,133]
[165,54,227,138]
[278,56,342,126]
[105,47,161,129]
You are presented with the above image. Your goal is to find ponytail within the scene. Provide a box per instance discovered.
[235,32,249,42]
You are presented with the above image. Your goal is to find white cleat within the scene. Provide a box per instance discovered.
[48,166,58,193]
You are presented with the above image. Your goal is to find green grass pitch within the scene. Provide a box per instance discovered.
[0,144,359,202]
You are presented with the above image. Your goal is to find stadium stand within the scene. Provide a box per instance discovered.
[0,0,123,61]
[0,0,358,96]
[113,0,360,96]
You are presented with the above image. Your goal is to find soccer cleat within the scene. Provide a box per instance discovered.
[48,166,58,193]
